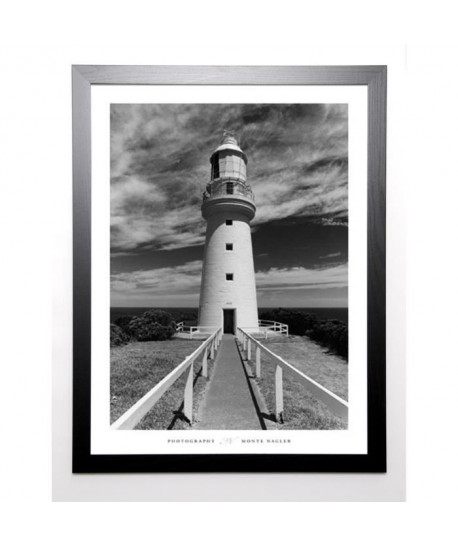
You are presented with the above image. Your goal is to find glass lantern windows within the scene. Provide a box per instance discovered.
[211,150,246,181]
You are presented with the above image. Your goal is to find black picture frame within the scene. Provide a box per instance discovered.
[72,65,386,473]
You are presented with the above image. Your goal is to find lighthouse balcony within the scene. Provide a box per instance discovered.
[203,178,254,203]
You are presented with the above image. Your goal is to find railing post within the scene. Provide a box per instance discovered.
[275,364,284,423]
[183,361,194,423]
[247,338,251,360]
[256,346,261,378]
[202,348,208,378]
[210,338,215,359]
[243,334,247,351]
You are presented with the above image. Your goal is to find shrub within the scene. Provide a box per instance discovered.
[114,315,134,334]
[175,311,198,326]
[307,320,348,359]
[128,309,176,341]
[259,308,318,335]
[260,308,348,360]
[110,323,130,347]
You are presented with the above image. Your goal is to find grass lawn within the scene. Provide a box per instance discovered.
[246,335,348,430]
[110,337,214,430]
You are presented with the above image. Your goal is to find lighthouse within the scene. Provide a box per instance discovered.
[198,132,259,334]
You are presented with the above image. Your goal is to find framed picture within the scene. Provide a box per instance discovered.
[72,65,386,473]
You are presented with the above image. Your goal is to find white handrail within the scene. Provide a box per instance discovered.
[237,327,348,422]
[111,328,222,430]
[258,320,289,337]
[176,322,218,339]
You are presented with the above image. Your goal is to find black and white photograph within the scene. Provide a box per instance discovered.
[75,67,382,474]
[109,103,350,432]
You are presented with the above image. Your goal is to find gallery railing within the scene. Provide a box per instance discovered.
[237,327,348,423]
[202,178,254,202]
[111,328,223,429]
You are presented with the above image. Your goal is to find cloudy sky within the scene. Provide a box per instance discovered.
[111,103,348,308]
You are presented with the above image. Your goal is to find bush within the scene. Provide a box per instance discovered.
[260,308,348,360]
[307,320,348,360]
[175,311,198,326]
[114,315,134,333]
[110,323,130,347]
[259,308,318,335]
[128,309,176,341]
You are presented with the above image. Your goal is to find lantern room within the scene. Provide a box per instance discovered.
[209,131,247,182]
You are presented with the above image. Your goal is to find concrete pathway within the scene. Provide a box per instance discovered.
[195,334,262,429]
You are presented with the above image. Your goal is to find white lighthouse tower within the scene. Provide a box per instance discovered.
[198,132,259,334]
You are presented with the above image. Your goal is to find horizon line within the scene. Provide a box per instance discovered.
[110,305,349,309]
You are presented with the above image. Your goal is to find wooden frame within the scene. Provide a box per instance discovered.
[72,65,386,473]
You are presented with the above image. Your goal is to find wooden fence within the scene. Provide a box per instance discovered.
[237,327,348,423]
[111,328,222,430]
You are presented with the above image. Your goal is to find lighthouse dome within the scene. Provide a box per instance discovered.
[212,133,246,156]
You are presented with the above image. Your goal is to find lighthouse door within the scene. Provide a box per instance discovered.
[223,309,235,334]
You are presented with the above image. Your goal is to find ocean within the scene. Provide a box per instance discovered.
[110,307,348,324]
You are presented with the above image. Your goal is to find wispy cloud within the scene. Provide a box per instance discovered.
[111,260,202,293]
[319,252,342,259]
[111,104,348,254]
[111,260,202,307]
[255,264,347,292]
[111,261,347,307]
[320,217,348,227]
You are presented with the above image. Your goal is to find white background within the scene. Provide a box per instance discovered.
[1,0,457,543]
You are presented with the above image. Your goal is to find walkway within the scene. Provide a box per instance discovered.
[195,334,262,429]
